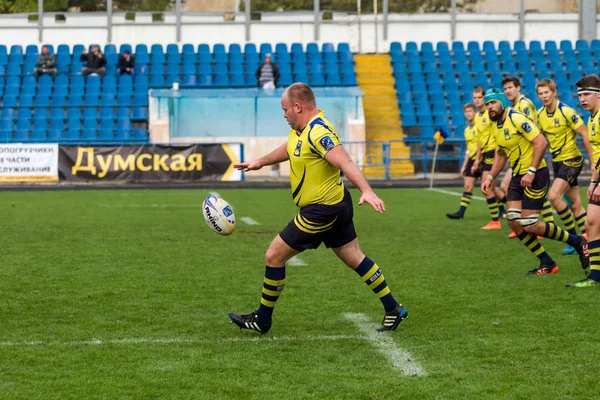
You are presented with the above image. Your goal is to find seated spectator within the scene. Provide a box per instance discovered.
[34,45,56,80]
[81,45,106,79]
[118,50,135,75]
[255,54,280,88]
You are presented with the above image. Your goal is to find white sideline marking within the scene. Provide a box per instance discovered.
[97,204,201,208]
[287,256,308,266]
[240,217,261,225]
[0,334,360,348]
[429,188,486,201]
[343,313,425,377]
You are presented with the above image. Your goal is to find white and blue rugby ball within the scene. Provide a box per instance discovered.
[202,195,236,236]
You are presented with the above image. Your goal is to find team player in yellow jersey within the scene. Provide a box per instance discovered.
[447,104,482,219]
[472,87,505,229]
[481,88,589,276]
[228,83,407,333]
[536,78,593,255]
[502,77,555,239]
[568,75,600,287]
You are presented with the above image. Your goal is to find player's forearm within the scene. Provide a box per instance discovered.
[592,170,599,182]
[475,142,482,162]
[529,139,547,170]
[258,143,289,167]
[339,159,373,194]
[488,152,506,179]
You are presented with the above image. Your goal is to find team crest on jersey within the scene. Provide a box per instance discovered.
[522,122,532,133]
[294,140,302,157]
[319,135,336,152]
[554,118,560,127]
[504,128,510,140]
[572,114,579,123]
[524,108,530,116]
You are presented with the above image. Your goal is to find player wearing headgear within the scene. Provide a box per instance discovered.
[567,75,600,287]
[502,76,555,240]
[481,88,589,276]
[472,87,505,230]
[447,104,481,219]
[536,78,593,256]
[228,83,407,332]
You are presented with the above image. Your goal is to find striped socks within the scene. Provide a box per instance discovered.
[257,266,285,322]
[588,240,600,281]
[486,197,500,221]
[517,232,555,266]
[542,199,554,223]
[557,206,577,235]
[543,222,583,248]
[576,212,587,235]
[354,257,398,312]
[458,191,472,216]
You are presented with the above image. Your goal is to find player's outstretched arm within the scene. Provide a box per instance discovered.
[324,145,385,213]
[234,143,289,172]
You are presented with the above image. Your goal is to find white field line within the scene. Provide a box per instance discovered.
[0,334,361,348]
[429,188,486,201]
[240,217,261,225]
[343,313,425,377]
[97,204,201,208]
[287,256,307,266]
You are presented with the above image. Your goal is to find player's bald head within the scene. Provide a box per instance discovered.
[283,83,317,109]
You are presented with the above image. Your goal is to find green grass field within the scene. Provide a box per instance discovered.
[1,187,600,399]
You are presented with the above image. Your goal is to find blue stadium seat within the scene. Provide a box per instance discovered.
[181,74,197,87]
[560,40,573,51]
[198,74,212,87]
[84,94,99,107]
[230,74,245,87]
[310,73,325,86]
[167,52,181,64]
[133,94,148,107]
[150,75,165,87]
[20,96,34,107]
[101,94,116,106]
[117,93,132,106]
[68,95,83,107]
[166,63,180,76]
[52,95,67,107]
[246,74,257,86]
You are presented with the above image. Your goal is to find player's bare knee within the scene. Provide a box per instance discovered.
[508,220,521,232]
[548,190,561,207]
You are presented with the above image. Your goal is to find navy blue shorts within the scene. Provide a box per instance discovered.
[507,167,550,210]
[464,158,482,178]
[280,189,357,252]
[481,150,495,172]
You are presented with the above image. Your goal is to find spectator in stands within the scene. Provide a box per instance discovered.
[34,45,56,80]
[81,45,106,79]
[118,50,135,76]
[255,54,280,89]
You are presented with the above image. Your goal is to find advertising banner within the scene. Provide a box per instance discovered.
[59,144,242,182]
[0,144,59,182]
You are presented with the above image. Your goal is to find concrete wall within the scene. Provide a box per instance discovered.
[0,11,594,53]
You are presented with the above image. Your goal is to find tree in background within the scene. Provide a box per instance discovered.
[0,0,172,13]
[242,0,481,12]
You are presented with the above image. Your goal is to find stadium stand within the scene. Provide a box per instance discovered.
[391,39,600,138]
[0,42,356,143]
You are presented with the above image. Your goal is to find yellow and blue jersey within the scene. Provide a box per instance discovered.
[536,100,583,162]
[474,109,496,153]
[464,123,478,160]
[493,107,547,175]
[287,110,345,208]
[513,95,537,121]
[588,111,600,173]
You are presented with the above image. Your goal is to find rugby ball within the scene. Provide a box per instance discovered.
[202,195,236,236]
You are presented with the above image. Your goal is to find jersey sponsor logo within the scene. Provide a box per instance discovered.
[319,135,336,152]
[522,122,532,133]
[294,140,302,157]
[572,114,579,123]
[504,128,511,140]
[554,118,560,128]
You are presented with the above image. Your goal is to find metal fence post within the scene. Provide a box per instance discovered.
[374,0,378,53]
[107,0,113,43]
[450,0,456,42]
[176,0,182,42]
[383,141,390,180]
[423,143,428,179]
[314,0,320,42]
[245,0,251,42]
[383,0,388,41]
[519,0,525,41]
[38,0,43,43]
[357,0,362,54]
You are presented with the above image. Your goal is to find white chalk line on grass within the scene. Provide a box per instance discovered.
[0,334,361,348]
[287,256,308,266]
[97,204,201,208]
[429,188,486,201]
[240,217,261,225]
[343,313,425,377]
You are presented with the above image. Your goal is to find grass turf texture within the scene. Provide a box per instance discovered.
[1,187,599,399]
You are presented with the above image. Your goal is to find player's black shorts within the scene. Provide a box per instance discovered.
[506,167,550,210]
[464,158,482,178]
[552,156,583,187]
[481,150,495,172]
[279,189,357,252]
[589,182,600,207]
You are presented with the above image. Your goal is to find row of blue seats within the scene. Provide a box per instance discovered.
[0,43,352,56]
[0,51,355,67]
[2,118,137,130]
[391,60,598,75]
[0,94,148,108]
[0,128,149,142]
[390,40,600,54]
[1,108,148,121]
[393,70,583,84]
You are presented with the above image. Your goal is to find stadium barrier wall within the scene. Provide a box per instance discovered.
[0,143,59,182]
[0,12,587,52]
